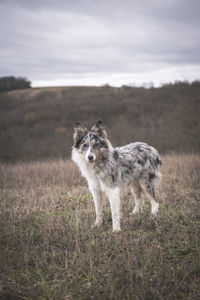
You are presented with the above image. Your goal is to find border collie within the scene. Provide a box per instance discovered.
[72,120,162,232]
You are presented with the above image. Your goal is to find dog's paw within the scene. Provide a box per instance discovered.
[112,227,121,233]
[91,222,102,229]
[151,202,159,217]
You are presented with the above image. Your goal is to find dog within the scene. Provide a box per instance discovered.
[72,120,162,232]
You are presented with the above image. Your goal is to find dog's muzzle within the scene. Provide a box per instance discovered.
[88,154,94,163]
[86,152,96,163]
[86,148,96,164]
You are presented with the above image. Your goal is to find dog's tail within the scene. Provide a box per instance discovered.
[149,152,162,170]
[156,157,162,168]
[151,154,162,189]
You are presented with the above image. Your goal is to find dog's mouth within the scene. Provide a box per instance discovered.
[88,159,95,164]
[87,154,96,164]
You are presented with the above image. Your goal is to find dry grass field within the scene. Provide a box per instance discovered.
[0,154,200,299]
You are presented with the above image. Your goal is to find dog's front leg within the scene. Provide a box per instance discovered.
[106,187,121,232]
[88,182,103,227]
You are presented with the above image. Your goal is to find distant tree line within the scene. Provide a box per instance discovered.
[0,76,31,92]
[161,80,200,88]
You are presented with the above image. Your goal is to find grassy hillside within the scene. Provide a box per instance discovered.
[0,82,200,162]
[0,155,200,299]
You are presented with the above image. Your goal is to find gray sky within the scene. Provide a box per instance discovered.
[0,0,200,87]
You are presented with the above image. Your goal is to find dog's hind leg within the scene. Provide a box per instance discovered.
[140,179,159,216]
[106,187,121,232]
[130,184,142,215]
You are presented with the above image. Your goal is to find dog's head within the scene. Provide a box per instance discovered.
[73,120,108,164]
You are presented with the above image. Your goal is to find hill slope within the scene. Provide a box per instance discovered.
[0,82,200,162]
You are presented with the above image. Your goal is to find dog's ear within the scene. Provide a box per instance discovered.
[92,120,107,138]
[73,122,87,144]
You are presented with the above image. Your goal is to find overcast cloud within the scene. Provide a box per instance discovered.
[0,0,200,87]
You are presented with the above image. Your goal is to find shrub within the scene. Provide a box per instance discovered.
[0,76,31,92]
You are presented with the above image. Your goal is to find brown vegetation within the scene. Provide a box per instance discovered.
[0,155,200,299]
[0,81,200,162]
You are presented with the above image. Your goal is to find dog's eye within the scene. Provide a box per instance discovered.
[82,143,88,150]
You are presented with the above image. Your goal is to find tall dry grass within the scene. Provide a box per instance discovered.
[0,155,200,299]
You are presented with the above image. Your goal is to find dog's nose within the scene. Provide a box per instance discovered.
[88,155,94,161]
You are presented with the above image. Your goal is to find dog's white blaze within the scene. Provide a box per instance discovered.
[85,147,96,162]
